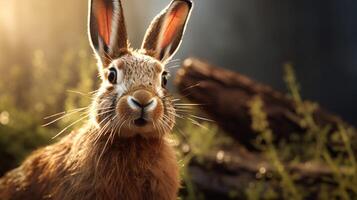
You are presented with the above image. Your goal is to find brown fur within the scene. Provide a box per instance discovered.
[0,126,179,200]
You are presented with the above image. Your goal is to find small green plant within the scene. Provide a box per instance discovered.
[242,64,357,200]
[284,63,329,161]
[248,95,302,200]
[174,119,232,200]
[285,64,357,199]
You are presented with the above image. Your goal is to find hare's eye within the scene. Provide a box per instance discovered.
[161,71,169,88]
[108,68,117,84]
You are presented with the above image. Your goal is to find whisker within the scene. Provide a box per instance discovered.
[96,125,114,169]
[156,119,166,138]
[152,122,160,137]
[44,107,88,120]
[161,118,172,130]
[43,107,89,127]
[93,117,112,145]
[175,109,193,113]
[89,89,100,95]
[167,111,184,119]
[44,103,116,127]
[51,107,115,140]
[181,83,201,92]
[117,118,128,138]
[173,125,189,143]
[52,114,90,139]
[188,114,214,122]
[108,123,116,146]
[109,113,121,144]
[95,108,116,117]
[167,65,180,69]
[166,59,181,65]
[162,114,175,124]
[67,90,92,98]
[82,108,115,120]
[187,117,208,130]
[158,122,166,138]
[174,103,203,106]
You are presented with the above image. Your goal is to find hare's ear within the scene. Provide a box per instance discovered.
[141,0,193,62]
[88,0,128,66]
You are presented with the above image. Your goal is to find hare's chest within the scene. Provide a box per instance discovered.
[91,166,172,200]
[116,167,178,200]
[80,139,180,200]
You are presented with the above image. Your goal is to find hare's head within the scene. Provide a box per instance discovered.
[88,0,192,138]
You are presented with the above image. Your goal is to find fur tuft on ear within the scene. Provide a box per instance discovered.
[88,0,128,67]
[141,0,193,62]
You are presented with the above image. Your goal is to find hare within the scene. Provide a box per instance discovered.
[0,0,193,199]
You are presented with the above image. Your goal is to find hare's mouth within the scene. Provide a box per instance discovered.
[134,117,147,127]
[105,88,170,138]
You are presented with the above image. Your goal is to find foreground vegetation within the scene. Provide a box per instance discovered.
[176,64,357,199]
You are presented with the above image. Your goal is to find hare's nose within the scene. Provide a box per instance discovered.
[127,90,157,111]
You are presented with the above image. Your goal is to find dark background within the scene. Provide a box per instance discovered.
[1,0,356,124]
[177,0,357,125]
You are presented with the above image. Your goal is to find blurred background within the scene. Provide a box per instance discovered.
[1,0,356,123]
[1,0,357,199]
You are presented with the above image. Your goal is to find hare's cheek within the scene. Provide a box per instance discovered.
[116,69,124,83]
[94,98,115,126]
[164,102,175,124]
[114,70,128,97]
[156,87,164,98]
[115,83,126,98]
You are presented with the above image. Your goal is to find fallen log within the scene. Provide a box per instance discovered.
[175,58,355,149]
[183,145,351,199]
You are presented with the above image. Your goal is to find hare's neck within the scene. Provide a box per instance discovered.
[72,126,166,171]
[52,127,172,198]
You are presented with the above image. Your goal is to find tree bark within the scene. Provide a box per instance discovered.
[175,58,355,150]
